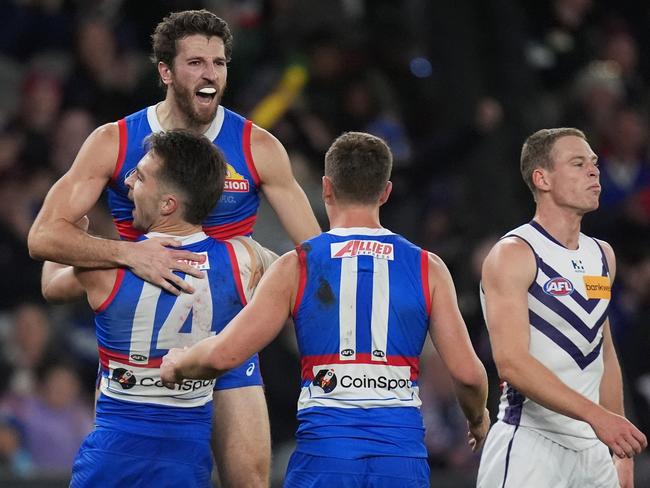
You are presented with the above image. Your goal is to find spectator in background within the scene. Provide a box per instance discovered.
[0,303,62,398]
[6,358,92,474]
[0,414,32,478]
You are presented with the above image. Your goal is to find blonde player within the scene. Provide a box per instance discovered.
[478,128,647,488]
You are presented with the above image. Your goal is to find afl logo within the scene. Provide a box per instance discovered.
[340,349,355,357]
[543,277,574,296]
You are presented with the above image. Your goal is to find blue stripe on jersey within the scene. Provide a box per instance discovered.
[95,395,212,440]
[295,406,426,459]
[106,106,260,237]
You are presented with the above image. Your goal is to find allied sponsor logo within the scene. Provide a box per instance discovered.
[313,368,337,393]
[224,163,250,193]
[583,275,611,299]
[543,277,574,296]
[330,240,394,260]
[176,251,210,270]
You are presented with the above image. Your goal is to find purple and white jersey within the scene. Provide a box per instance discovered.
[292,227,431,459]
[481,221,611,450]
[94,232,255,440]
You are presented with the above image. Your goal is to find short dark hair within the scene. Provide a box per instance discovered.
[520,127,587,198]
[145,130,226,224]
[324,132,393,204]
[151,9,233,68]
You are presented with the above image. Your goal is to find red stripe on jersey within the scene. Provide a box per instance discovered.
[224,240,247,305]
[111,119,128,184]
[98,345,162,369]
[292,245,308,317]
[203,214,257,240]
[242,120,261,187]
[114,219,142,241]
[95,268,126,313]
[301,354,420,381]
[421,250,431,316]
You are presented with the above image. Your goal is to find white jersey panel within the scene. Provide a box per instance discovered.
[482,222,611,450]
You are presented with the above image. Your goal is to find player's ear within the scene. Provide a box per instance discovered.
[532,168,550,192]
[158,62,173,86]
[322,176,334,204]
[378,181,392,206]
[160,194,178,216]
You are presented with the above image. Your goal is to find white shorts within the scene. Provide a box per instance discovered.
[477,421,618,488]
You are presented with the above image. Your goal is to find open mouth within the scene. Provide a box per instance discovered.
[196,87,217,105]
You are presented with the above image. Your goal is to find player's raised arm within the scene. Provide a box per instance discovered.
[483,237,646,458]
[426,252,490,451]
[161,250,298,385]
[28,124,206,295]
[250,125,321,243]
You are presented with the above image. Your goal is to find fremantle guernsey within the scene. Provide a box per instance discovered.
[107,105,260,241]
[481,221,611,450]
[292,227,431,459]
[94,232,254,441]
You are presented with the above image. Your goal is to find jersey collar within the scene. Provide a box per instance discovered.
[146,105,225,142]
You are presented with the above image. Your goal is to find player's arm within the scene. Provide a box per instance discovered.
[596,240,640,487]
[250,125,321,243]
[161,251,298,384]
[41,262,85,303]
[483,237,646,458]
[426,252,490,451]
[27,123,204,295]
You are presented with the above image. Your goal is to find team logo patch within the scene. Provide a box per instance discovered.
[543,277,574,296]
[583,276,611,299]
[224,163,250,193]
[330,240,394,260]
[313,368,337,393]
[112,368,136,389]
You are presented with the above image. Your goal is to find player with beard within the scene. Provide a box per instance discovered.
[28,10,320,487]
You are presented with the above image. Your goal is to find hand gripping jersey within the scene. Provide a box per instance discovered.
[94,232,257,441]
[481,221,611,450]
[292,228,431,459]
[107,105,260,241]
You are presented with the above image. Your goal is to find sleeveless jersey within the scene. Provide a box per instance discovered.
[481,221,611,450]
[94,232,254,440]
[107,105,261,240]
[292,227,431,459]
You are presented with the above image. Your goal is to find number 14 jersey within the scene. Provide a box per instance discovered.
[94,232,257,441]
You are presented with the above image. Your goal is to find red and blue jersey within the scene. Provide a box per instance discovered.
[94,232,249,441]
[292,227,431,459]
[107,105,261,241]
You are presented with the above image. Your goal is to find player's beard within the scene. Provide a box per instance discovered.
[172,81,224,127]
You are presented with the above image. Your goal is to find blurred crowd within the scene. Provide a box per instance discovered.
[0,0,649,484]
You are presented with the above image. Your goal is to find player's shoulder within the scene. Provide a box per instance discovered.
[86,122,120,152]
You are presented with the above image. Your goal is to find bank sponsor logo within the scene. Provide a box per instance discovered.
[583,275,611,299]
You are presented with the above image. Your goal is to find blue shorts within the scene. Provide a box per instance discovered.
[214,353,263,390]
[70,428,212,488]
[284,451,430,488]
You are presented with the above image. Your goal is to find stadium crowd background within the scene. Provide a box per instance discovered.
[0,0,649,486]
